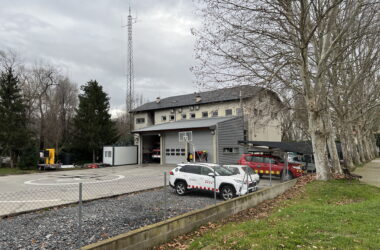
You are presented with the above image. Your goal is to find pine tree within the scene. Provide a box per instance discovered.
[0,67,28,168]
[72,80,118,162]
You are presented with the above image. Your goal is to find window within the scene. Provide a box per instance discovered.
[202,111,208,118]
[225,109,232,116]
[182,114,187,119]
[223,147,239,153]
[212,111,218,117]
[169,115,175,121]
[165,148,170,156]
[251,156,264,163]
[236,108,242,116]
[264,158,276,164]
[180,165,201,174]
[136,118,145,124]
[201,166,214,176]
[190,113,196,119]
[161,115,167,121]
[190,106,194,111]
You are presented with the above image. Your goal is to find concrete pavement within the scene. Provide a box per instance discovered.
[354,158,380,187]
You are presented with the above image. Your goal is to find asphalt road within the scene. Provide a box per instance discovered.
[0,164,281,217]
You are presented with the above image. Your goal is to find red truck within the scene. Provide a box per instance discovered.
[238,154,304,180]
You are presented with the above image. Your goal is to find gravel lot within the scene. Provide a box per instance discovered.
[0,188,221,249]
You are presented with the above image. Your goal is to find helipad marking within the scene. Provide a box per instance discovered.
[0,199,61,203]
[24,175,125,186]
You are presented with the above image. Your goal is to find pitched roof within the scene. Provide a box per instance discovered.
[132,85,265,112]
[133,116,237,133]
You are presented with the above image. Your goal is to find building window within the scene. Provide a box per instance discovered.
[161,115,167,121]
[182,114,187,119]
[136,118,145,124]
[190,113,196,119]
[169,115,175,121]
[236,108,242,116]
[212,110,218,117]
[225,109,232,116]
[202,111,208,118]
[223,147,239,154]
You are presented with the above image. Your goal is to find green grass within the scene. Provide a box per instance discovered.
[189,180,380,249]
[0,167,85,176]
[0,167,40,176]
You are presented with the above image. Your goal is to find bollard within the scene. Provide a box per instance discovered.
[164,172,167,220]
[78,182,83,248]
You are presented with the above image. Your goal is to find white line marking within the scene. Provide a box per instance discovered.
[0,199,61,203]
[24,175,125,186]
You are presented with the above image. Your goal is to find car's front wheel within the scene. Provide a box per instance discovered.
[175,181,187,196]
[220,185,235,200]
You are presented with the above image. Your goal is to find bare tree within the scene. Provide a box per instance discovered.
[193,0,379,180]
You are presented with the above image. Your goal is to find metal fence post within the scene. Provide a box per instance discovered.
[269,160,272,186]
[78,182,83,248]
[214,166,217,205]
[164,172,167,220]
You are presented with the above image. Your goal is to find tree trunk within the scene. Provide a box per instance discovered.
[356,128,367,162]
[340,129,355,170]
[309,109,332,180]
[325,111,342,174]
[9,149,14,168]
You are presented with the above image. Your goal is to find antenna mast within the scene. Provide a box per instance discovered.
[126,6,135,114]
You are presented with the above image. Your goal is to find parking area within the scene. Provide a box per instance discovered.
[0,164,282,217]
[0,164,174,216]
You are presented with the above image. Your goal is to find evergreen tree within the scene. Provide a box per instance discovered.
[0,67,28,168]
[72,80,118,162]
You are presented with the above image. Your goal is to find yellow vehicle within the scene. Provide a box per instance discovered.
[38,148,61,170]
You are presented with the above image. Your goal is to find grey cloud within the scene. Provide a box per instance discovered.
[0,0,199,114]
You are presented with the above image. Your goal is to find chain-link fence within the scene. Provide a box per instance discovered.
[0,166,288,249]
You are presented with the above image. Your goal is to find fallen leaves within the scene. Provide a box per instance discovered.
[155,174,316,249]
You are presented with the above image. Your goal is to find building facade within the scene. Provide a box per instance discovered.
[131,85,283,165]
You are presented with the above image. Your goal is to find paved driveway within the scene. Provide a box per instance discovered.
[0,164,174,217]
[354,158,380,187]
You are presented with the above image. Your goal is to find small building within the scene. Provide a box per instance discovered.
[103,146,138,166]
[133,117,244,165]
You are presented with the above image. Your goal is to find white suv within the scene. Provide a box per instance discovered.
[169,163,257,200]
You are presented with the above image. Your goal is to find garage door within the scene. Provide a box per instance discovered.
[164,132,187,164]
[164,131,214,164]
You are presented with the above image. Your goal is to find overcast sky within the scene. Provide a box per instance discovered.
[0,0,201,116]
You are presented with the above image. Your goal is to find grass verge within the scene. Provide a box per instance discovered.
[0,167,86,176]
[187,180,380,249]
[0,168,40,176]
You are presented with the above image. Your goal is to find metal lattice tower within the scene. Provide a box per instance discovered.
[126,6,135,113]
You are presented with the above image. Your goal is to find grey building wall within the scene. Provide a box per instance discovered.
[217,117,244,165]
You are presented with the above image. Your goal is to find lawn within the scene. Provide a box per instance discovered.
[189,180,380,249]
[0,167,85,176]
[0,167,40,176]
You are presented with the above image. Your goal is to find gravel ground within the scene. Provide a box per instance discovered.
[0,188,221,249]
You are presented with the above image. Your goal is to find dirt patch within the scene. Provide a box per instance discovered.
[155,174,316,250]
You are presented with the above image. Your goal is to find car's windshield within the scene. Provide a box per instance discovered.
[213,166,234,176]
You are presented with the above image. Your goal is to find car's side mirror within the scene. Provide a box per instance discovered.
[208,172,215,177]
